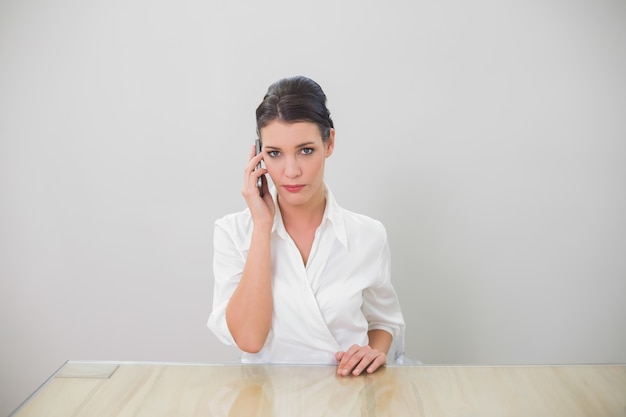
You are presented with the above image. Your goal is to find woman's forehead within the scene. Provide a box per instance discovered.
[260,121,323,146]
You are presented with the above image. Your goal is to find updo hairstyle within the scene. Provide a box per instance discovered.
[255,76,334,141]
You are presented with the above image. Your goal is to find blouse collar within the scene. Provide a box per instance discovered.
[270,183,348,250]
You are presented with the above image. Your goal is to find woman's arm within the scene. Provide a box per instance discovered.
[225,147,275,353]
[368,328,393,353]
[336,230,404,376]
[225,224,273,353]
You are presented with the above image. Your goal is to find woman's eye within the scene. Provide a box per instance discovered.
[268,150,280,158]
[301,148,314,155]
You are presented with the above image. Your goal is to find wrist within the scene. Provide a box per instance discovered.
[252,221,273,237]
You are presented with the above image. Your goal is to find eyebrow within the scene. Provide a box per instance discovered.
[264,141,317,150]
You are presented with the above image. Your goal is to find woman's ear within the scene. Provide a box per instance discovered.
[325,128,335,158]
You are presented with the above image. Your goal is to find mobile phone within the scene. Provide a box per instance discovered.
[255,138,264,197]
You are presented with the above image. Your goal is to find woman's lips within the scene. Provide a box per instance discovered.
[283,185,305,193]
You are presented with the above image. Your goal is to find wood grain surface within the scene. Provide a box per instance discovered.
[12,362,626,417]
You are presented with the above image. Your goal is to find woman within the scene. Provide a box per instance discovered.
[208,76,405,376]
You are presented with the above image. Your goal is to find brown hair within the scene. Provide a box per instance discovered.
[256,76,334,141]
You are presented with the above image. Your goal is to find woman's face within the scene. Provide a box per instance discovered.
[259,120,334,209]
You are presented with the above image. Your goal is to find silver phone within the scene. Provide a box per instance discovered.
[255,138,264,197]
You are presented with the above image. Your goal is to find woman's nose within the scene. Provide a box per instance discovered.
[284,157,301,178]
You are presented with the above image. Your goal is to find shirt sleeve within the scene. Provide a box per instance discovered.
[207,218,245,346]
[361,235,406,345]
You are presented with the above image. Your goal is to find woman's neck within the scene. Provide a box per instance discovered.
[278,186,327,231]
[278,186,327,265]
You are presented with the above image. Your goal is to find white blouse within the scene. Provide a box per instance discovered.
[207,186,405,365]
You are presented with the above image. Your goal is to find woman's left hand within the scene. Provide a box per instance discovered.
[335,345,387,376]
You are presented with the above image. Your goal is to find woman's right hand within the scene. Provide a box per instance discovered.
[227,146,275,353]
[242,145,275,226]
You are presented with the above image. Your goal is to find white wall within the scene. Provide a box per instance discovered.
[2,0,625,414]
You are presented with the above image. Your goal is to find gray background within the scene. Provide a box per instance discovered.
[1,0,625,414]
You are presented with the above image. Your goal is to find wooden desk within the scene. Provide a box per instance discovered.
[11,362,626,417]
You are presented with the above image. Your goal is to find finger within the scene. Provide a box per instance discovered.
[245,152,264,173]
[242,174,263,202]
[243,169,268,198]
[338,345,368,376]
[351,350,382,376]
[365,353,387,374]
[338,345,361,369]
[243,147,265,186]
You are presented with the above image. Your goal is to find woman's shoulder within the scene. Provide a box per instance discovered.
[214,208,253,235]
[326,186,386,237]
[339,207,387,239]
